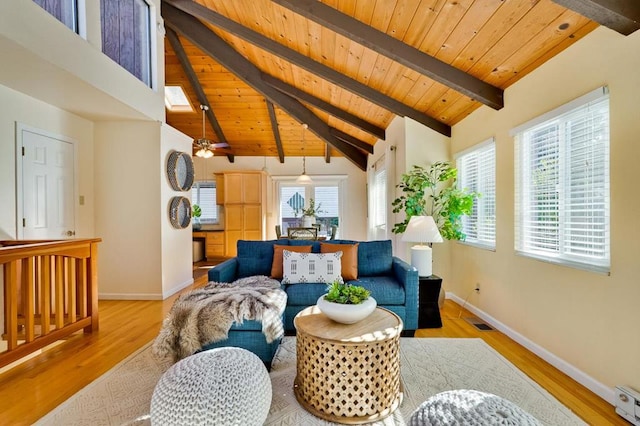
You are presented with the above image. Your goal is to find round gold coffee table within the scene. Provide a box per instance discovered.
[293,306,403,424]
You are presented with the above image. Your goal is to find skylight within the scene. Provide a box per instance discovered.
[164,86,193,112]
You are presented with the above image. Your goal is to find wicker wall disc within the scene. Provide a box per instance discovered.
[166,150,194,191]
[169,196,191,229]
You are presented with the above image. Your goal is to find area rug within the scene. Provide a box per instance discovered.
[36,337,585,425]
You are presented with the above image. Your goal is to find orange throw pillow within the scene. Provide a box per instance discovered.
[271,245,313,279]
[320,242,359,281]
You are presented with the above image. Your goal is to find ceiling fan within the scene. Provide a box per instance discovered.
[194,105,229,158]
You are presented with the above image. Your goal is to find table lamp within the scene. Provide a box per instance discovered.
[401,215,443,277]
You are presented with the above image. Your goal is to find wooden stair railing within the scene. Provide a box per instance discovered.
[0,238,101,368]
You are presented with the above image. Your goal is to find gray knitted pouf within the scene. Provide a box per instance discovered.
[150,347,272,426]
[409,389,540,426]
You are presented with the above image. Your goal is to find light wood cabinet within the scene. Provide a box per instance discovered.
[193,231,226,260]
[217,171,263,204]
[218,171,267,256]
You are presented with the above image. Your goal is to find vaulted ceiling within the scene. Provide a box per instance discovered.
[161,0,638,171]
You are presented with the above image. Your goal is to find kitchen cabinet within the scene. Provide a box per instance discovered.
[216,171,266,256]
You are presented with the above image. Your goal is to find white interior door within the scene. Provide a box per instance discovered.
[19,125,76,240]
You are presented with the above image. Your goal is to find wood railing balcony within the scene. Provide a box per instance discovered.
[0,238,101,369]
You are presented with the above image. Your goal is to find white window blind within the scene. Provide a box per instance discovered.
[514,88,610,273]
[456,139,496,249]
[314,186,339,219]
[278,182,342,235]
[192,181,218,223]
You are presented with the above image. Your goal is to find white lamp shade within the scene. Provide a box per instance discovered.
[295,173,313,185]
[401,216,443,244]
[195,148,214,158]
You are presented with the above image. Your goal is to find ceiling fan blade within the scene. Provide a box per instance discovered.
[209,142,230,149]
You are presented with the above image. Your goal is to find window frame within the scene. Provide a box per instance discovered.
[33,0,86,37]
[512,87,610,274]
[191,181,219,225]
[455,138,496,250]
[100,0,156,89]
[272,175,347,237]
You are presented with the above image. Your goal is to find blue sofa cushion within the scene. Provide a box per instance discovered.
[237,240,281,278]
[330,239,392,276]
[358,240,393,276]
[285,275,405,306]
[347,275,405,305]
[330,240,393,277]
[288,239,322,252]
[284,283,328,306]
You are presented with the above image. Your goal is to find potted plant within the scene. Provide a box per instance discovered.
[297,198,325,227]
[391,161,477,240]
[192,204,202,231]
[316,280,377,324]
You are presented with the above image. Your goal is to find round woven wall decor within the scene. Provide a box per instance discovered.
[167,150,194,191]
[169,196,191,229]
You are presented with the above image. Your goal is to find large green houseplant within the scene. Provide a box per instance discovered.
[391,161,477,240]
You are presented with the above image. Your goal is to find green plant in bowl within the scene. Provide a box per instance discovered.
[324,280,371,305]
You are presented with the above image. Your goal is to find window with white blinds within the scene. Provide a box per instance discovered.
[192,181,218,224]
[456,139,496,249]
[513,87,610,273]
[278,182,342,236]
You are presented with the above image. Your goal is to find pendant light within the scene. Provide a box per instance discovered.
[195,105,214,159]
[296,124,313,185]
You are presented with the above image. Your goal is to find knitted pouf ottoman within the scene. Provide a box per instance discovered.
[150,347,272,426]
[409,389,540,426]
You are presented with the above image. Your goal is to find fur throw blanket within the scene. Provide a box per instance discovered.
[152,275,286,362]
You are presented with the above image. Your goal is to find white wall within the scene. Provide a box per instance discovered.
[160,124,195,298]
[194,156,368,241]
[94,122,163,299]
[450,27,640,401]
[0,85,95,240]
[0,0,165,122]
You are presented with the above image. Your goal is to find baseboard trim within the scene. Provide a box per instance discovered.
[447,292,614,405]
[162,278,195,299]
[99,293,164,300]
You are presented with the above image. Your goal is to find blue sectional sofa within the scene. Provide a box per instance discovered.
[208,239,419,334]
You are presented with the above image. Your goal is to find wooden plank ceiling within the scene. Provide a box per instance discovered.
[162,0,600,170]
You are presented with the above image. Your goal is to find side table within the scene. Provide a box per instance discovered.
[419,275,443,328]
[293,306,403,424]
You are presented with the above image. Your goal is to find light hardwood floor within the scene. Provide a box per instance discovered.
[0,274,625,425]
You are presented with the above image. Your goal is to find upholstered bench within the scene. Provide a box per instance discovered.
[152,276,286,368]
[199,319,281,368]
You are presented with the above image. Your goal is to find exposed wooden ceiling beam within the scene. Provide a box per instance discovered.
[552,0,639,35]
[261,74,385,140]
[272,0,504,110]
[266,100,285,163]
[329,128,373,154]
[165,27,234,162]
[162,2,368,171]
[162,0,451,137]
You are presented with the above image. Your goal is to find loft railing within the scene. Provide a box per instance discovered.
[0,238,101,368]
